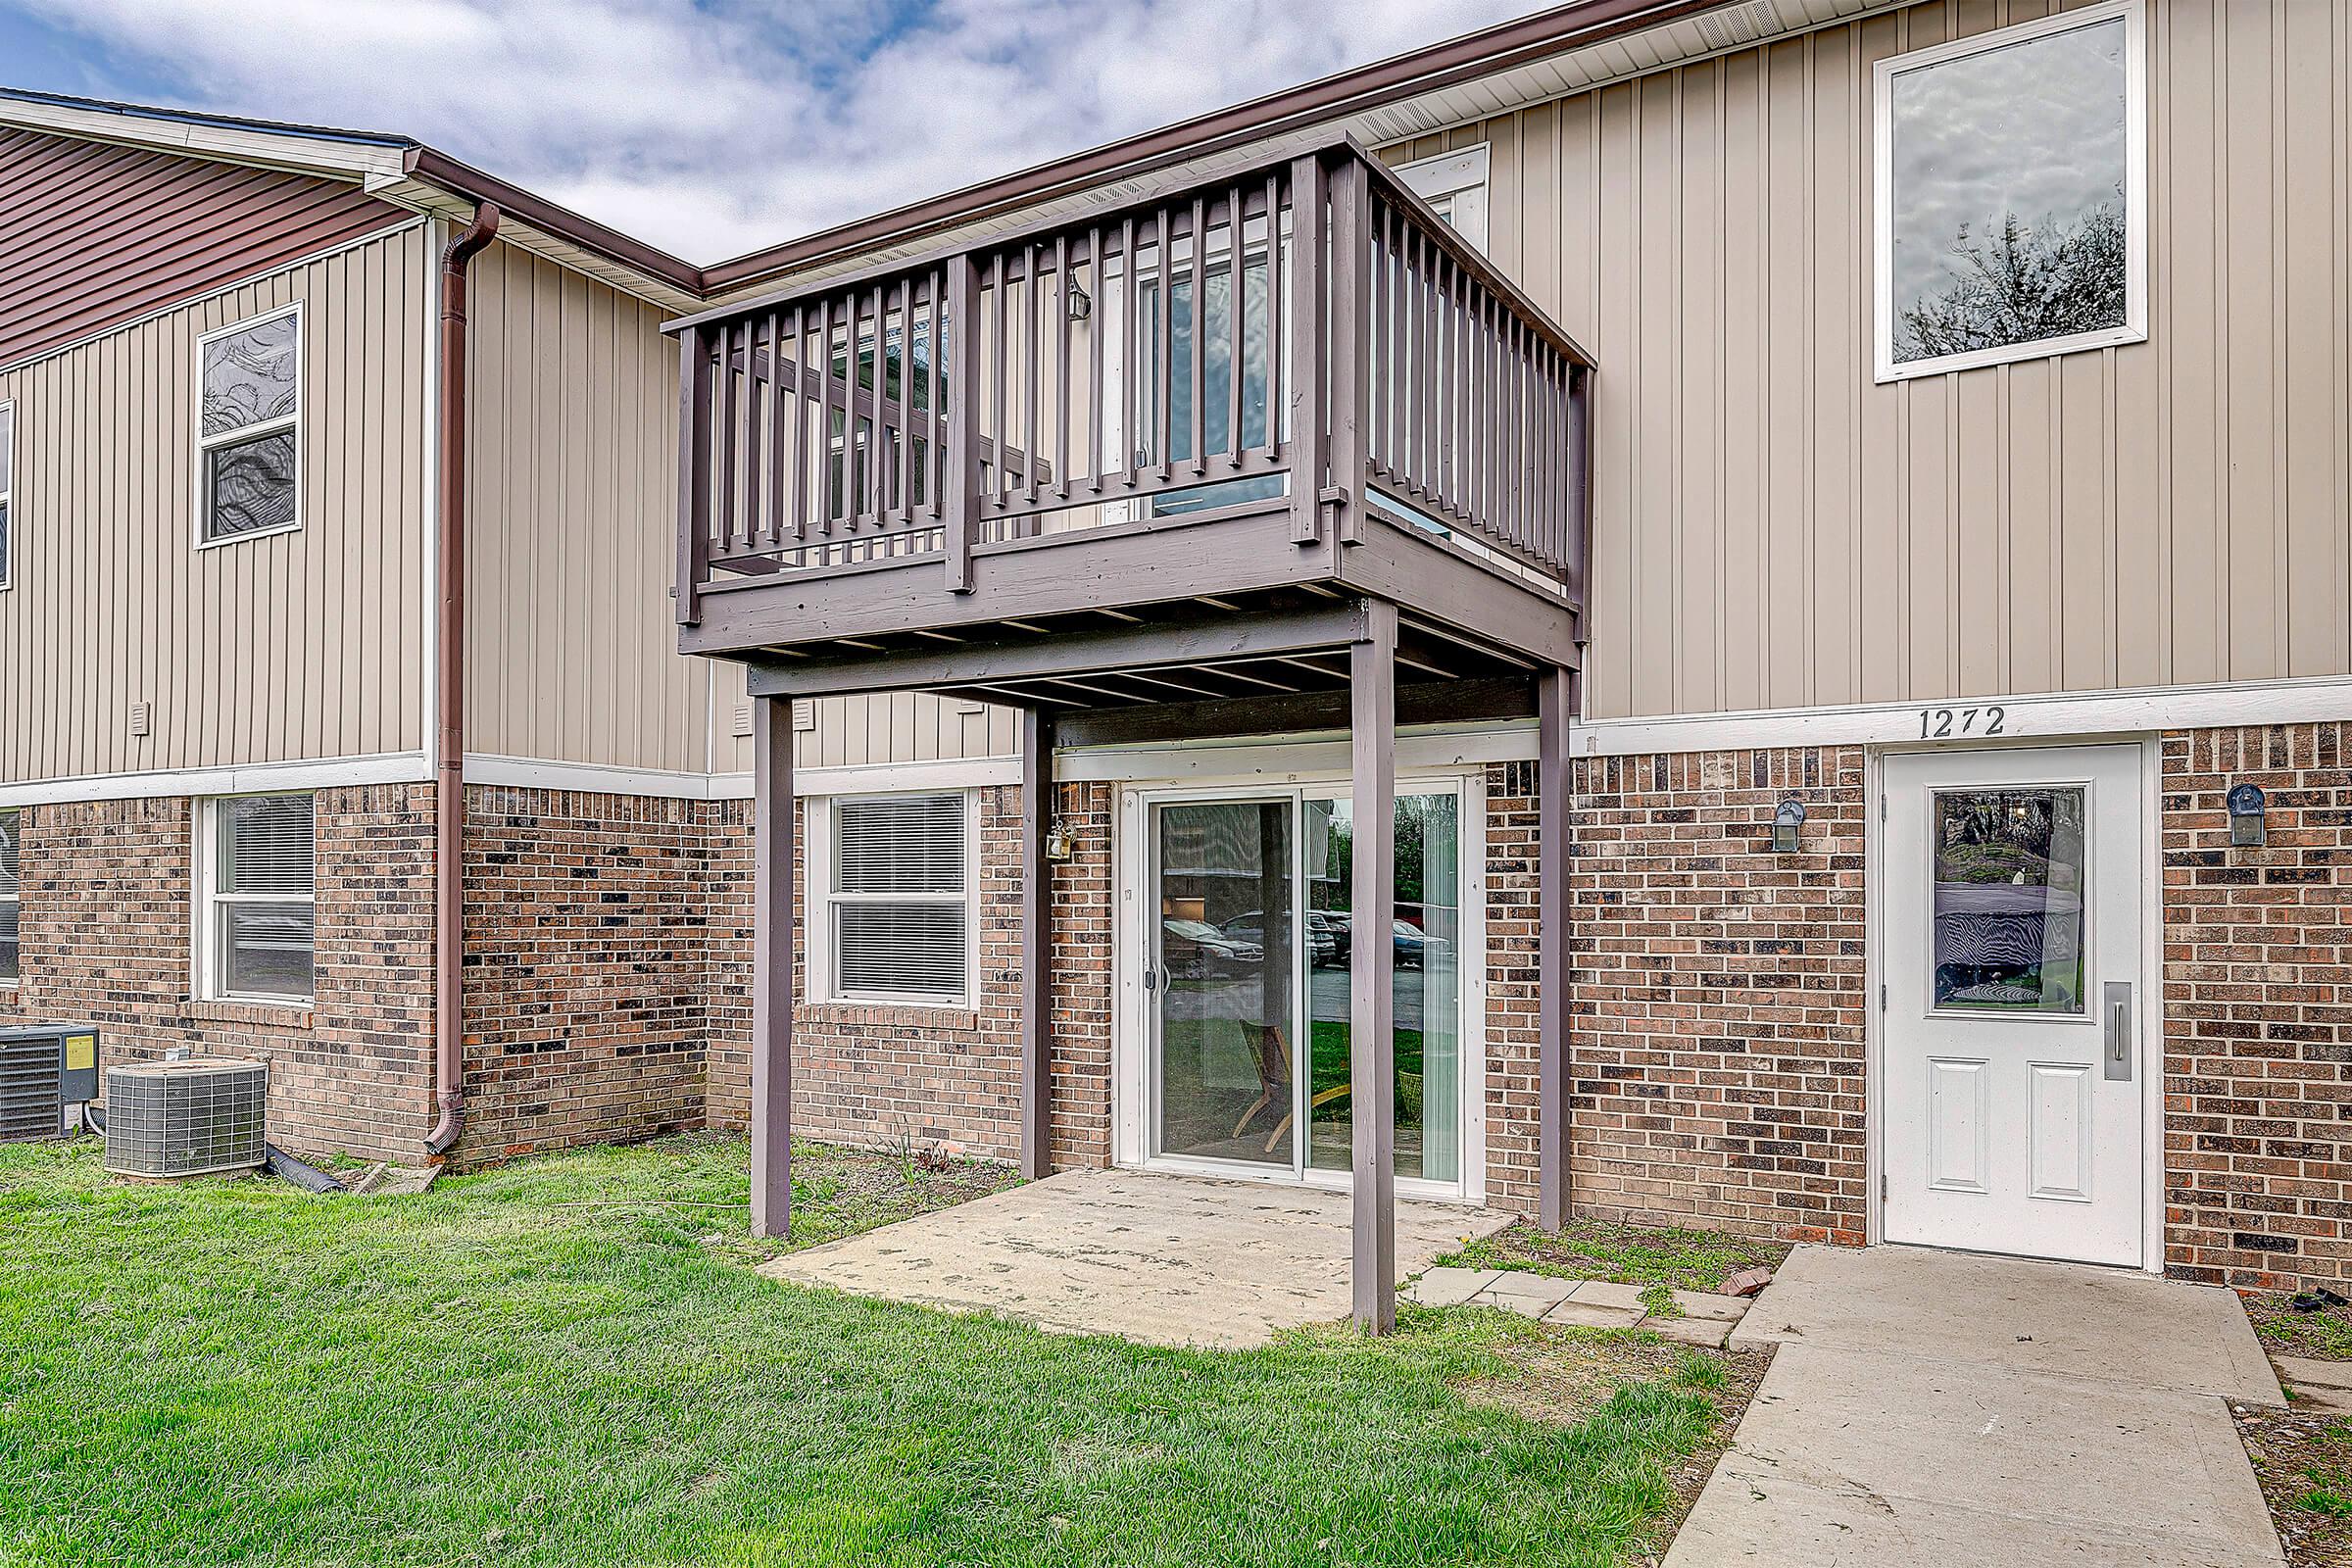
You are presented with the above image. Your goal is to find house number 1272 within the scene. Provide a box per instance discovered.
[1919,705,2007,739]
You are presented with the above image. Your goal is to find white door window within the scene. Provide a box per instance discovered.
[1882,745,2145,1266]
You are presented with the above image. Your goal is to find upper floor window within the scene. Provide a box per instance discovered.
[823,791,974,1006]
[0,400,14,590]
[1875,1,2144,381]
[1394,145,1490,252]
[198,792,316,1004]
[197,304,302,546]
[0,809,20,986]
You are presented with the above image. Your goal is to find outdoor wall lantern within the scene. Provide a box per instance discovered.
[1065,282,1093,321]
[1044,819,1077,863]
[1772,798,1806,854]
[2229,783,2267,848]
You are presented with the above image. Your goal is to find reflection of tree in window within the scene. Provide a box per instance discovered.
[1897,202,2127,364]
[1932,789,2085,1013]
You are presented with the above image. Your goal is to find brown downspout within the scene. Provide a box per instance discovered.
[425,202,501,1159]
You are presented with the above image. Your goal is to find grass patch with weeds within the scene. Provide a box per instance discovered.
[1440,1217,1788,1295]
[1,1134,1734,1568]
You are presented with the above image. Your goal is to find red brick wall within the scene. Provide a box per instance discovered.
[705,781,1114,1168]
[458,787,709,1163]
[1566,747,1870,1244]
[2162,722,2352,1291]
[0,786,436,1163]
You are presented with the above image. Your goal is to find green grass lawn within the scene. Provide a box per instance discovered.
[0,1135,1727,1568]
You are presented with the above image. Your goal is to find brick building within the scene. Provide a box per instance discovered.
[6,0,2352,1307]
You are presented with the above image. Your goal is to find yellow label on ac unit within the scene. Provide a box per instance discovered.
[65,1035,96,1070]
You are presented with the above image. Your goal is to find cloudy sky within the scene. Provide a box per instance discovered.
[1887,15,2129,311]
[0,0,1547,264]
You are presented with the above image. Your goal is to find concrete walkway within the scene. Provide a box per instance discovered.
[762,1166,1508,1348]
[1670,1246,2285,1567]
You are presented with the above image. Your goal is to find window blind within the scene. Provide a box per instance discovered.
[211,793,315,1001]
[0,810,19,985]
[831,793,968,1002]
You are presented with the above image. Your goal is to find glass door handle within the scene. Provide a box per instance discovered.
[2104,983,2132,1082]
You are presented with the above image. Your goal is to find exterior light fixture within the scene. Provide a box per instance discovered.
[1044,819,1077,863]
[1065,283,1093,321]
[2228,783,2267,848]
[1772,798,1806,854]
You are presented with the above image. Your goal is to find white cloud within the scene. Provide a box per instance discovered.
[19,0,1545,263]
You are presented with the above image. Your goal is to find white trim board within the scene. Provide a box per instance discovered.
[1574,676,2352,757]
[464,752,1021,802]
[0,753,430,808]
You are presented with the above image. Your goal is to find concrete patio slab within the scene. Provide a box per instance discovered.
[1400,1266,1502,1307]
[760,1166,1509,1349]
[1669,1246,2285,1568]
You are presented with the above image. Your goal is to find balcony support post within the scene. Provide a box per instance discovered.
[1538,665,1576,1232]
[675,324,712,626]
[1349,598,1398,1333]
[1018,706,1054,1180]
[1326,154,1373,547]
[1288,154,1328,548]
[750,693,797,1239]
[944,253,982,594]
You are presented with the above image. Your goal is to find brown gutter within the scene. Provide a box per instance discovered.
[424,201,502,1159]
[403,147,702,294]
[697,0,1721,292]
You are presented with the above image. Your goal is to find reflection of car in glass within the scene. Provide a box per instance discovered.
[1221,910,1341,968]
[1397,920,1451,967]
[1161,918,1262,979]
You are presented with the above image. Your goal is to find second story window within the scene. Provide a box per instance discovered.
[197,304,302,546]
[0,400,14,590]
[1394,145,1491,252]
[1876,0,2145,380]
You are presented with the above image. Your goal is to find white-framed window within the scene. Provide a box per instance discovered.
[1874,0,2146,382]
[819,790,977,1006]
[0,399,15,591]
[195,303,302,546]
[195,793,317,1004]
[1394,143,1491,252]
[0,809,21,986]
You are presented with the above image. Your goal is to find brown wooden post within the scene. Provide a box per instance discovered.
[1286,155,1327,548]
[1538,665,1575,1233]
[751,693,796,1238]
[944,252,982,593]
[674,324,711,626]
[1019,705,1054,1180]
[1326,154,1372,546]
[1350,598,1398,1332]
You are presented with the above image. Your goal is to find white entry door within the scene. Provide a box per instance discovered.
[1882,745,2145,1267]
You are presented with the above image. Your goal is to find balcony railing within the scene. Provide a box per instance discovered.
[671,136,1593,636]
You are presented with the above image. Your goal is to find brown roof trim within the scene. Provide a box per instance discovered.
[699,0,1720,291]
[402,146,703,292]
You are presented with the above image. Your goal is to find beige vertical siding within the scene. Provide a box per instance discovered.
[1394,0,2352,721]
[465,240,1014,779]
[0,223,433,781]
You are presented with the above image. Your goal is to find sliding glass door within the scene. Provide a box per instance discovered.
[1145,786,1467,1194]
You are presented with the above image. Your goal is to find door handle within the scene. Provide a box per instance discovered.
[2104,982,2132,1083]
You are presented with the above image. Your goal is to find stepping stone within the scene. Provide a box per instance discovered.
[1482,1271,1576,1317]
[1645,1312,1733,1348]
[1669,1289,1750,1323]
[1566,1280,1649,1311]
[1544,1297,1644,1329]
[2273,1354,2352,1412]
[1401,1267,1502,1307]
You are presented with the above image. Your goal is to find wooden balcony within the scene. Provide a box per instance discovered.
[667,135,1594,732]
[677,137,1591,1330]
